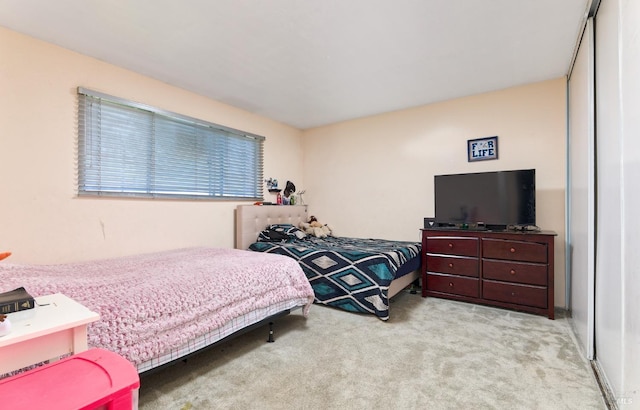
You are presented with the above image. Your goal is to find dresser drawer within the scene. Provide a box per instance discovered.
[426,237,479,257]
[427,255,479,277]
[482,260,547,286]
[426,273,479,298]
[482,281,547,309]
[482,238,547,263]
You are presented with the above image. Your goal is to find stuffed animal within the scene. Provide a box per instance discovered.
[308,215,323,228]
[299,216,332,238]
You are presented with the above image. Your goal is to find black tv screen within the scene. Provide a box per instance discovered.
[434,169,535,229]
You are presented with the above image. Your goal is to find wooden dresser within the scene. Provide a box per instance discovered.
[421,229,556,319]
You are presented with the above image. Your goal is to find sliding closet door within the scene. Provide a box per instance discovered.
[593,0,640,402]
[618,0,640,400]
[567,18,595,359]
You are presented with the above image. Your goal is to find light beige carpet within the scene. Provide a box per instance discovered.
[138,291,606,410]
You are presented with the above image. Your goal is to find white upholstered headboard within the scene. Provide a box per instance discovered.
[235,205,308,250]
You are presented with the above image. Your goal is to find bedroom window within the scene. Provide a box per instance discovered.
[77,87,264,200]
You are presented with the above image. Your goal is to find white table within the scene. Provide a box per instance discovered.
[0,293,100,374]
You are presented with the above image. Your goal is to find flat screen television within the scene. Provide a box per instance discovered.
[434,169,536,230]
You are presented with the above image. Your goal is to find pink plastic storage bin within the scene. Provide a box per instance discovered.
[0,348,140,410]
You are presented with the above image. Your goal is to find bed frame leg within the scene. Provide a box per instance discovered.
[267,322,275,343]
[410,278,420,294]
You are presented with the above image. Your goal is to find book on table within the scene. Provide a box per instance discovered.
[0,287,35,314]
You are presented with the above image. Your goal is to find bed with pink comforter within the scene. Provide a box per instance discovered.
[0,247,314,372]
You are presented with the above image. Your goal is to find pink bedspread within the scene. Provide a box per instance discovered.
[0,247,314,366]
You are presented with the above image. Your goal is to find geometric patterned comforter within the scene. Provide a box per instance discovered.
[249,236,421,320]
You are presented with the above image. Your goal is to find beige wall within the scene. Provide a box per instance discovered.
[302,78,567,306]
[0,27,303,263]
[0,26,567,306]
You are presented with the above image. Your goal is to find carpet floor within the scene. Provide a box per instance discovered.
[138,291,606,410]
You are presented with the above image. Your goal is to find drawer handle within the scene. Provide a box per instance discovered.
[448,243,454,249]
[510,269,516,275]
[448,263,454,268]
[449,282,454,288]
[511,292,517,296]
[510,247,516,253]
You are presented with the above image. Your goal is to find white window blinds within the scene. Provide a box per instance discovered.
[77,87,264,200]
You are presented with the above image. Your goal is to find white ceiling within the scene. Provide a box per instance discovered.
[0,0,589,129]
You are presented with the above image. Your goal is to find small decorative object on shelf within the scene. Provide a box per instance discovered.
[282,181,296,205]
[265,178,280,192]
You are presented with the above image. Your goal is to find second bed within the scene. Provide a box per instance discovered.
[235,205,421,320]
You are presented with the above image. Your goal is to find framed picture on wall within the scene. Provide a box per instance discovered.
[468,136,498,162]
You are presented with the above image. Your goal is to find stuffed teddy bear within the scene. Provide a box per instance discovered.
[299,216,332,238]
[308,215,323,228]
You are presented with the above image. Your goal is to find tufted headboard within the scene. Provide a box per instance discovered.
[235,205,308,250]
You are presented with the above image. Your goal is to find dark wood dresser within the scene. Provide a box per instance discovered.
[421,229,556,319]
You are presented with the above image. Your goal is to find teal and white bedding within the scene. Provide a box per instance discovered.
[249,228,421,320]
